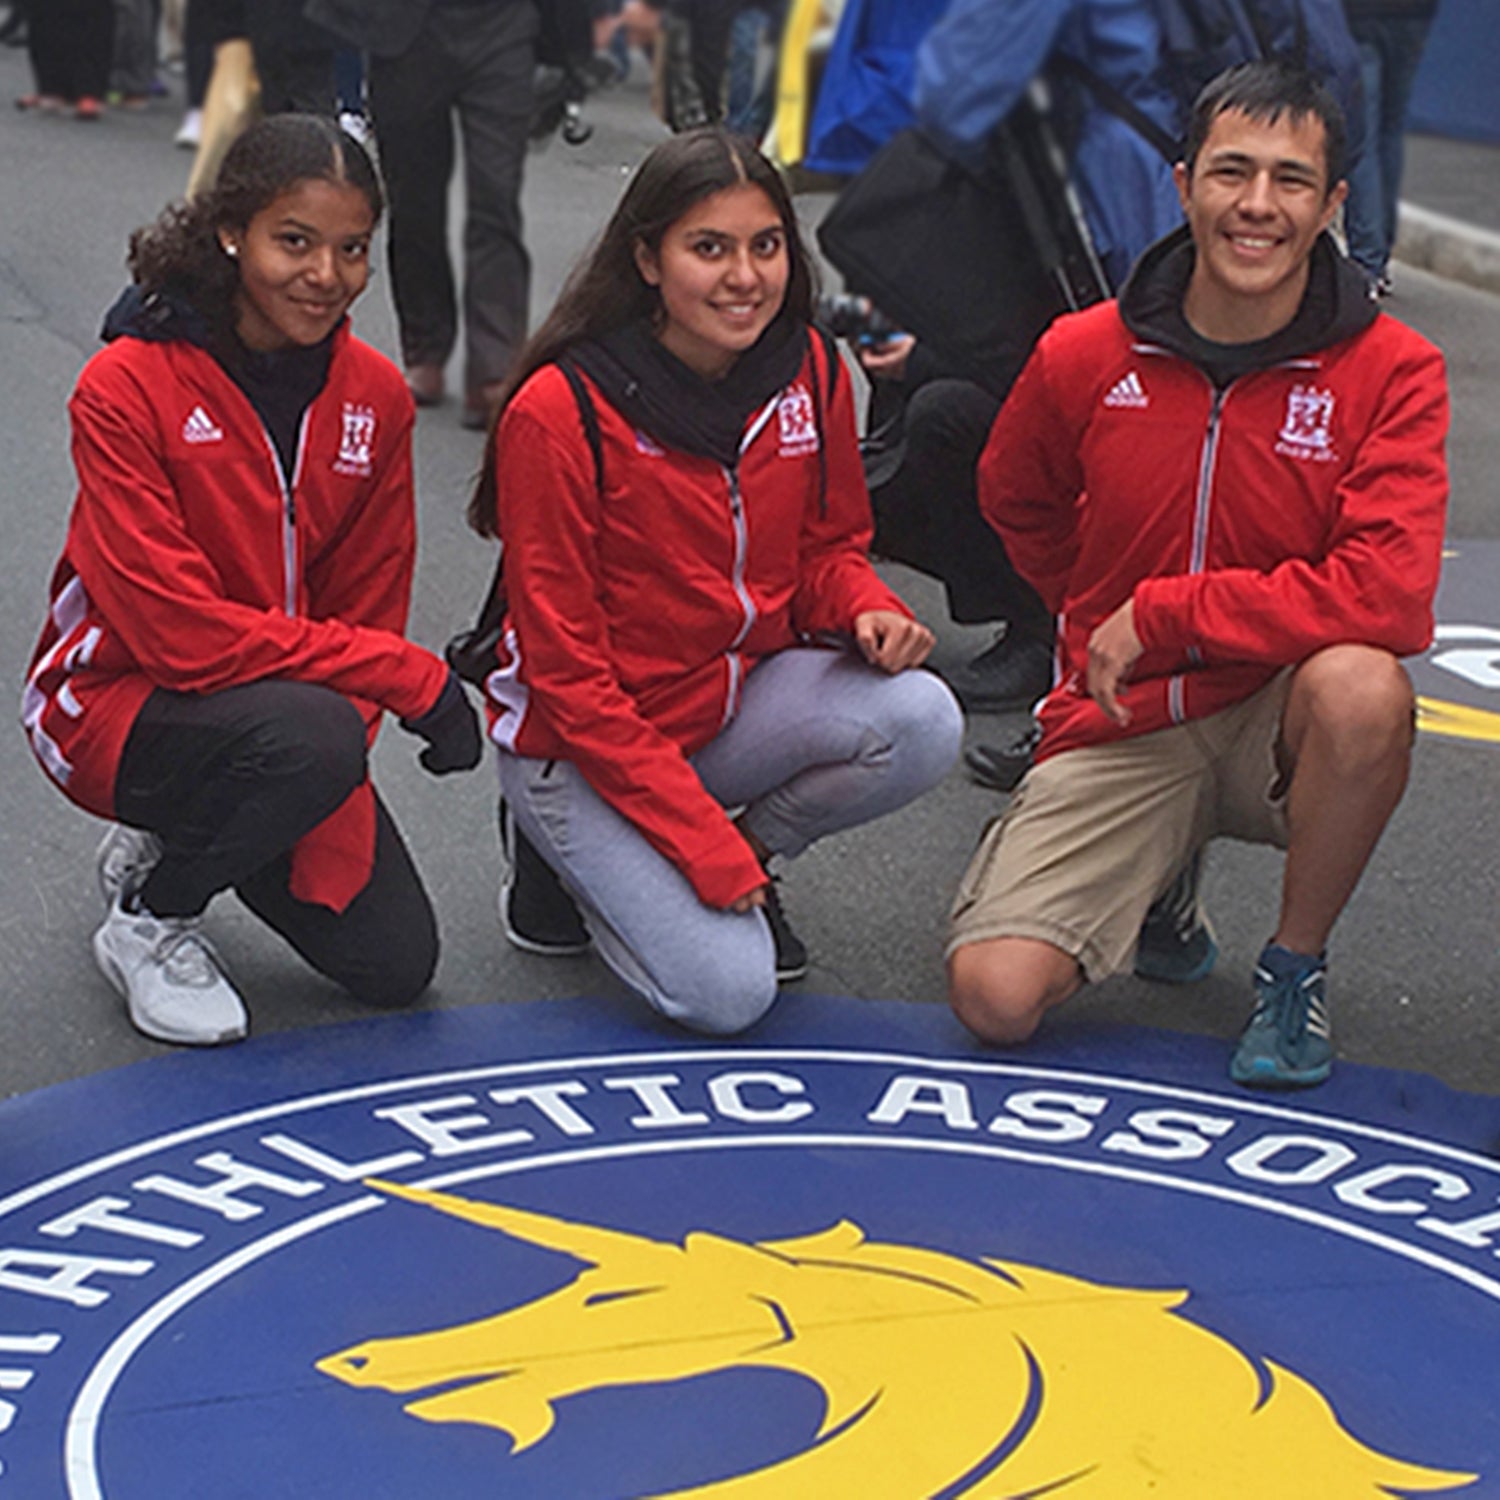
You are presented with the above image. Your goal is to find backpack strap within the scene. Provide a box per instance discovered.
[1050,53,1182,164]
[1239,0,1283,63]
[811,321,843,407]
[446,357,605,685]
[556,355,604,490]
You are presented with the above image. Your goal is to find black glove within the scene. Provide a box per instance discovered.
[401,671,482,775]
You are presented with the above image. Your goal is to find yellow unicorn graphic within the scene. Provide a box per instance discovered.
[316,1180,1476,1497]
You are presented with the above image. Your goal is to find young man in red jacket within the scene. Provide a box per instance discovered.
[945,61,1449,1088]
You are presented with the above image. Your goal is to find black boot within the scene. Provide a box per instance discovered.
[963,723,1041,793]
[943,629,1053,713]
[762,876,809,983]
[499,800,590,955]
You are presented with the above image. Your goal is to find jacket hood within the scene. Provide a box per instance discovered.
[100,283,351,368]
[1118,225,1377,378]
[100,285,216,348]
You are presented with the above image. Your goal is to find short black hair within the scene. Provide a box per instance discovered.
[1183,60,1347,194]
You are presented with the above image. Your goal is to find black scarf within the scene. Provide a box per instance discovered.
[569,314,808,468]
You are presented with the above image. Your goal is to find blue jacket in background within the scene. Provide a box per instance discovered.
[802,0,951,175]
[913,0,1363,288]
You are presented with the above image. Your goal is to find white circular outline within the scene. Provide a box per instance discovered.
[64,1125,1500,1500]
[3,1040,1491,1496]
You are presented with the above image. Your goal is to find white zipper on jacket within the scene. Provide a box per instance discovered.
[716,397,782,729]
[720,464,751,729]
[256,415,311,616]
[1137,347,1326,723]
[1165,382,1224,718]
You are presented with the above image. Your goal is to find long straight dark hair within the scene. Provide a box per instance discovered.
[468,127,818,537]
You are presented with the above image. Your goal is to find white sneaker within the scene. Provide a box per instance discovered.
[96,824,163,908]
[93,897,249,1046]
[173,107,201,148]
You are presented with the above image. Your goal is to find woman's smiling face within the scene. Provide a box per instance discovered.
[634,182,790,381]
[224,177,376,353]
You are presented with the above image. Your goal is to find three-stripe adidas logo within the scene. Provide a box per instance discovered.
[1103,371,1149,409]
[182,405,224,443]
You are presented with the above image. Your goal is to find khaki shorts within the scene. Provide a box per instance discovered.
[948,673,1293,982]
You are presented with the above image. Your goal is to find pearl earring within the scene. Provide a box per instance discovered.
[225,243,239,258]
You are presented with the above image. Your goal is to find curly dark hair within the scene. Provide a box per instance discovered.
[127,113,385,342]
[469,127,819,536]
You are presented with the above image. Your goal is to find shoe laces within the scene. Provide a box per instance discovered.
[150,919,225,989]
[1254,962,1328,1046]
[103,831,163,899]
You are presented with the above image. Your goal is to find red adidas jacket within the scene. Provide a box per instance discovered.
[980,301,1449,762]
[486,338,910,909]
[23,322,448,910]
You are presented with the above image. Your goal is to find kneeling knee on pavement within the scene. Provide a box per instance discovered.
[947,939,1079,1046]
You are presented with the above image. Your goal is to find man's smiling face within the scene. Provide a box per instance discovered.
[1174,106,1347,342]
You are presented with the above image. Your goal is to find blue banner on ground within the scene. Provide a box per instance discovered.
[1,996,1496,1496]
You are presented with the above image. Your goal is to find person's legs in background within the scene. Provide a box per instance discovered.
[23,0,114,111]
[109,0,158,105]
[1342,11,1435,293]
[71,0,117,114]
[177,0,220,145]
[725,0,783,139]
[19,0,68,105]
[869,377,1053,713]
[368,26,461,406]
[449,0,536,425]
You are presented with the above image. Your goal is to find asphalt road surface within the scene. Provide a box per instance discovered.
[1,53,1497,1100]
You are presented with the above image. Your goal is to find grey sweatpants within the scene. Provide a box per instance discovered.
[498,647,963,1034]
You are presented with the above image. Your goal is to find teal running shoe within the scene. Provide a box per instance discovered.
[1230,950,1333,1089]
[1135,851,1218,984]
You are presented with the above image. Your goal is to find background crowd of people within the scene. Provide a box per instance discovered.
[10,1,1468,1094]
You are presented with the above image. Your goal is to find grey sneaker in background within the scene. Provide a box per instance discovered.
[92,897,248,1046]
[1134,850,1219,984]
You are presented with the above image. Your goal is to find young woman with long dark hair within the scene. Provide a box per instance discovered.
[24,114,480,1046]
[472,127,963,1034]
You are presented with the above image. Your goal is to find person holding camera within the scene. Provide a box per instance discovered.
[470,127,963,1034]
[832,304,1055,713]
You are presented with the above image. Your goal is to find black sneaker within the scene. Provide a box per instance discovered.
[943,630,1053,713]
[1134,851,1218,984]
[499,800,590,956]
[763,877,809,983]
[964,724,1041,793]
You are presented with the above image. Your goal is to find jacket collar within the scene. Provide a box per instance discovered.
[1117,226,1377,384]
[569,315,809,467]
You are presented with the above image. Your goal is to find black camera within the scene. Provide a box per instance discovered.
[816,293,900,347]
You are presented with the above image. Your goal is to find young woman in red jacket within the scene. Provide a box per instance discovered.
[471,127,963,1034]
[23,114,481,1047]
